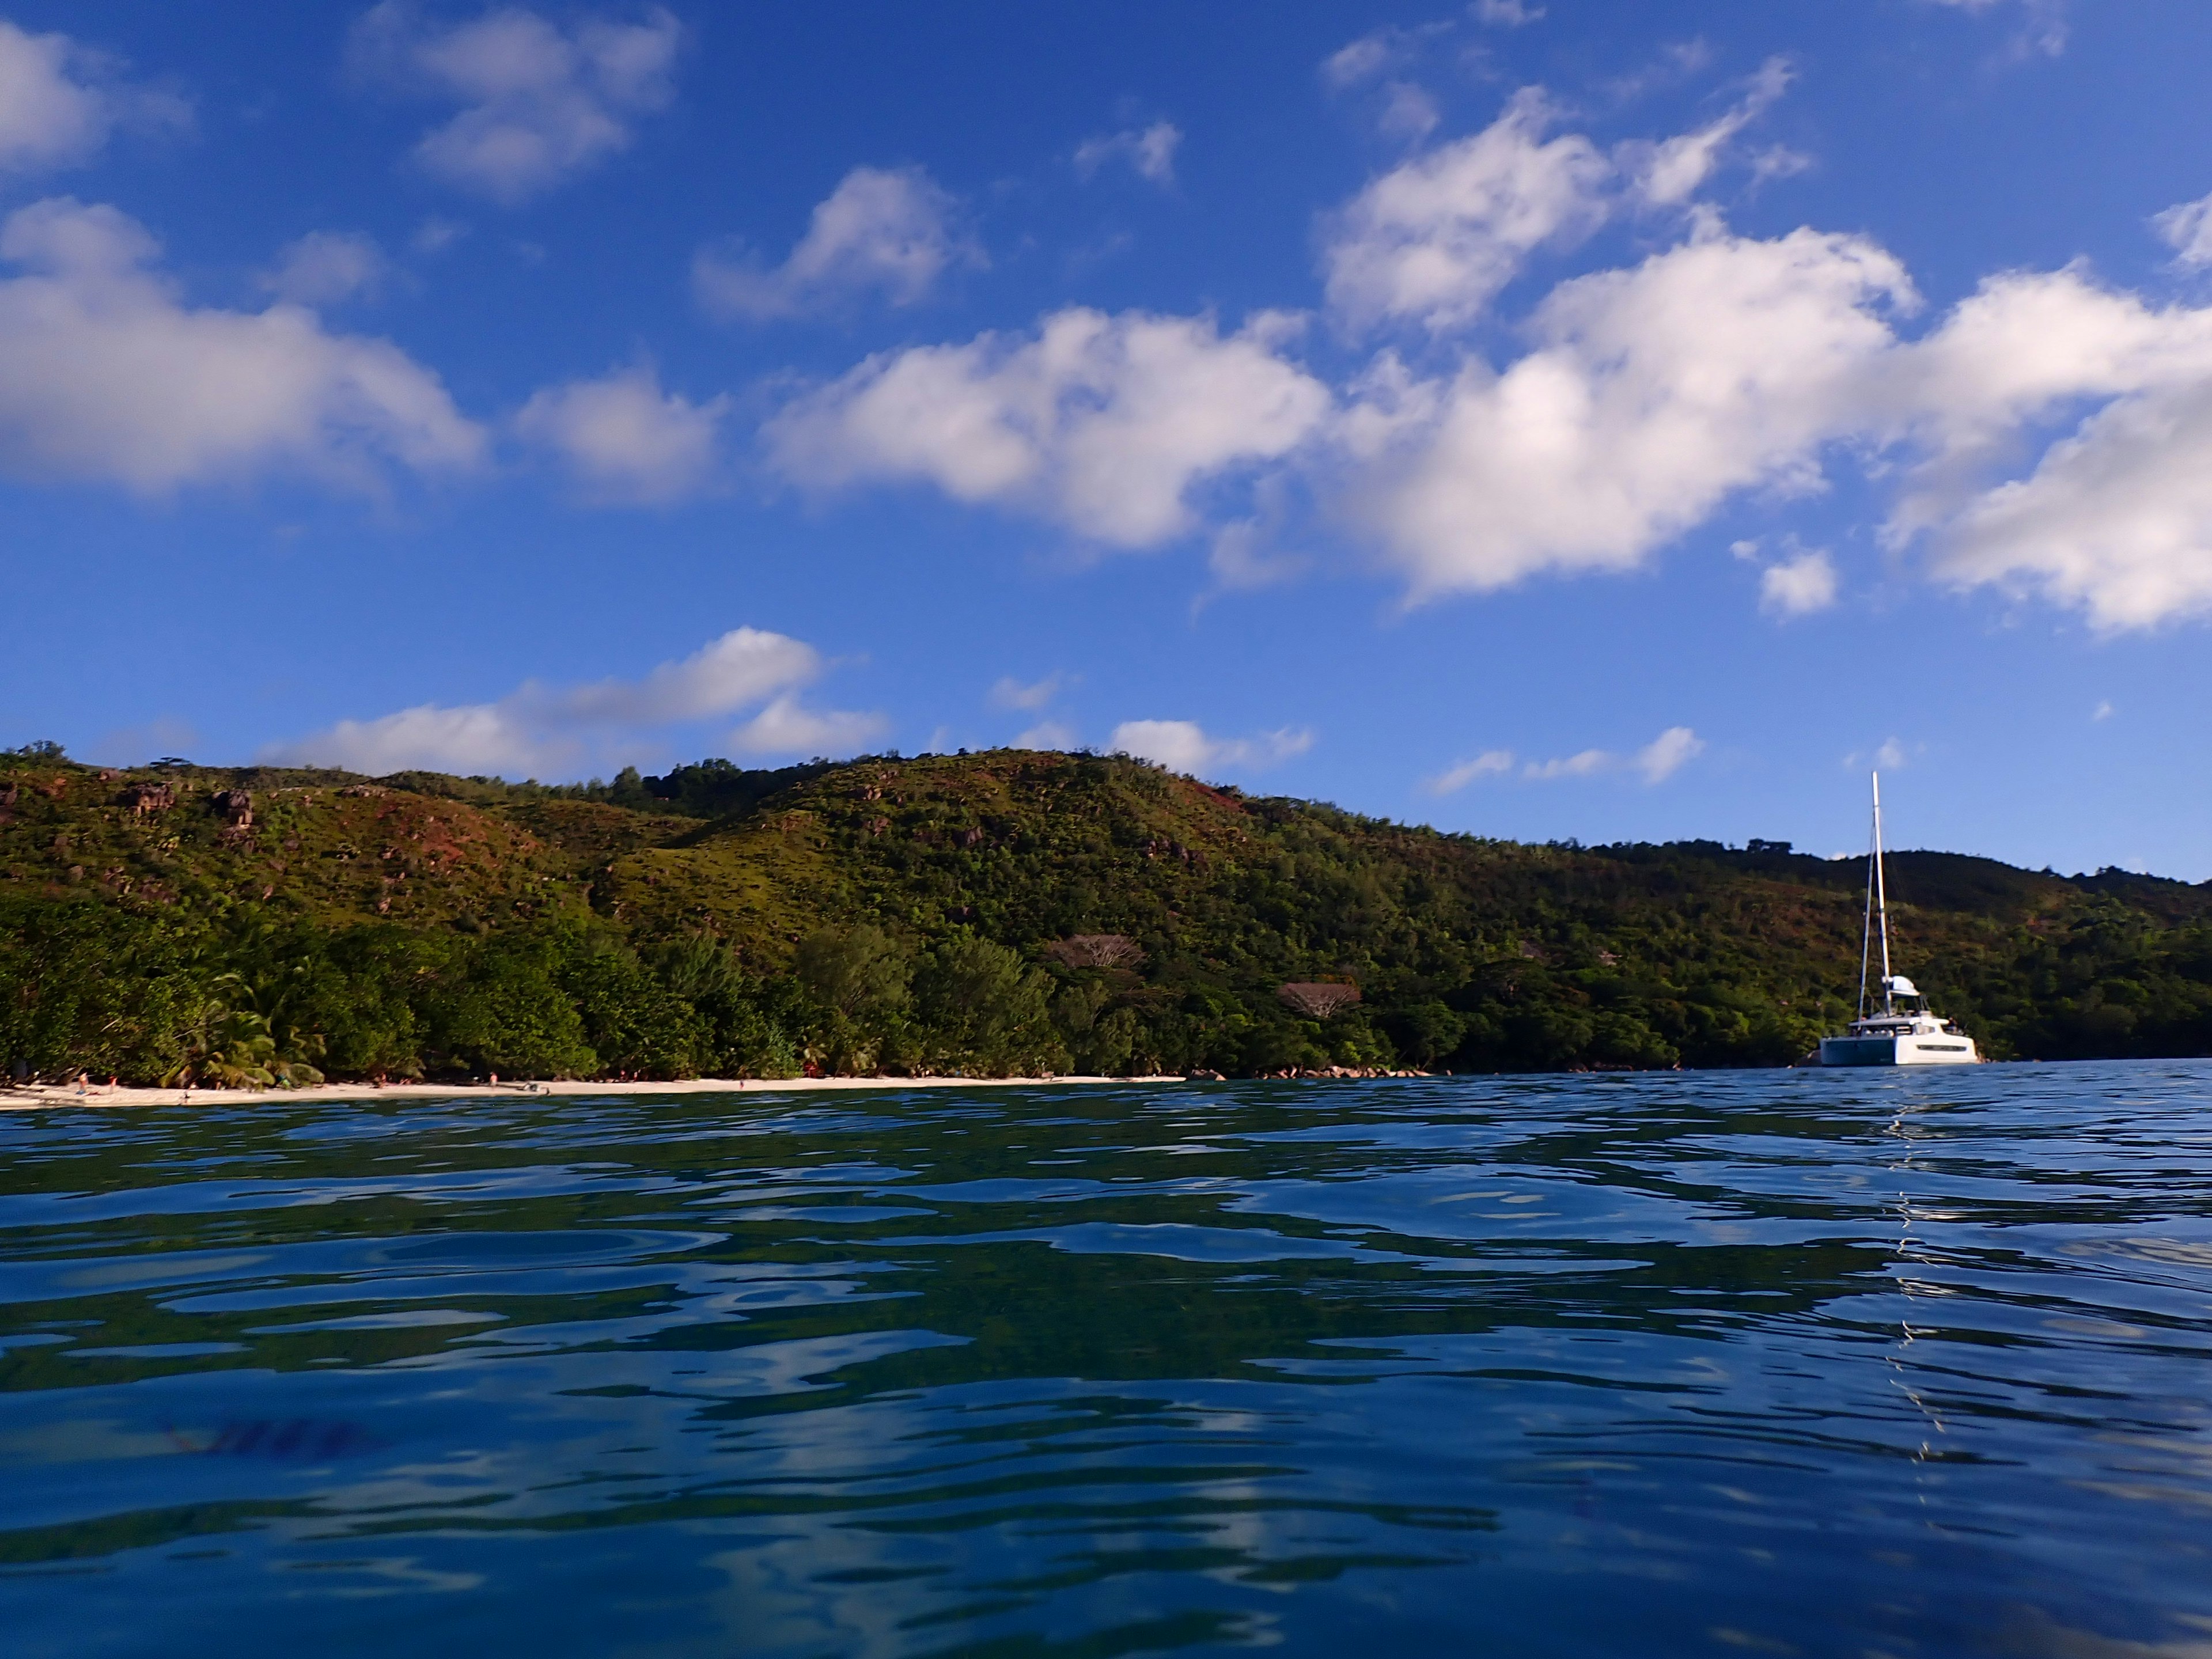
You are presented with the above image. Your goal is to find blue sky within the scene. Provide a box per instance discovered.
[3,0,2211,876]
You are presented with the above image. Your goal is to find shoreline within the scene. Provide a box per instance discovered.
[0,1074,1190,1111]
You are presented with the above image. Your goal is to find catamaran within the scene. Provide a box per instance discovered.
[1817,774,1980,1067]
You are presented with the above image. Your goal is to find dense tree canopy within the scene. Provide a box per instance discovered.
[3,745,2206,1085]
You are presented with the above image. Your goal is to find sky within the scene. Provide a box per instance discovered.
[3,0,2211,878]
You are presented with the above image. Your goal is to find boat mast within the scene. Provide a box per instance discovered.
[1857,782,1876,1020]
[1873,771,1893,1013]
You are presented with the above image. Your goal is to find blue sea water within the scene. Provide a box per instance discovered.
[3,1065,2210,1657]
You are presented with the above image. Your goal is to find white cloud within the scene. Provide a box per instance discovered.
[262,231,391,307]
[1924,0,2067,59]
[728,694,887,757]
[1514,726,1703,784]
[1342,226,1914,599]
[0,19,188,175]
[276,700,578,778]
[351,2,681,204]
[2154,190,2212,271]
[990,673,1065,711]
[1525,747,1612,781]
[1930,381,2212,630]
[751,100,2212,636]
[1320,24,1449,90]
[412,215,468,253]
[514,363,727,503]
[1075,121,1181,186]
[548,628,818,724]
[1624,57,1792,207]
[1426,749,1514,793]
[1012,720,1077,751]
[267,626,842,776]
[0,198,483,491]
[695,165,973,321]
[1207,514,1309,592]
[1882,267,2212,630]
[1109,719,1312,775]
[1474,0,1546,26]
[2092,699,2114,721]
[767,306,1331,547]
[1323,70,1800,333]
[1634,725,1705,782]
[1377,83,1441,143]
[1759,546,1838,616]
[1874,737,1909,770]
[1323,89,1611,332]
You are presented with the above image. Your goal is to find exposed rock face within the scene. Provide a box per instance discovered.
[211,789,253,827]
[120,782,177,816]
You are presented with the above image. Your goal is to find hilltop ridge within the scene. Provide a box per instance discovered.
[3,744,2207,1085]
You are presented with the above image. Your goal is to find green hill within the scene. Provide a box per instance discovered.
[3,742,2207,1086]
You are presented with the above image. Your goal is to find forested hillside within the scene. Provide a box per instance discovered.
[4,743,2207,1085]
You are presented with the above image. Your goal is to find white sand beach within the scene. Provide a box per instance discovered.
[0,1074,1191,1111]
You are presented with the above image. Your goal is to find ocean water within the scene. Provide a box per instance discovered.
[3,1066,2210,1658]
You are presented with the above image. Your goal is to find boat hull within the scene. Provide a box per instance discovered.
[1817,1033,1979,1066]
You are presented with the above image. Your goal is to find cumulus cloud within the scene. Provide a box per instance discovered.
[1109,719,1313,775]
[1012,720,1077,751]
[767,306,1331,547]
[0,198,483,491]
[0,19,188,175]
[267,626,861,775]
[1075,121,1181,186]
[547,627,816,725]
[1426,749,1514,793]
[1323,89,1611,332]
[756,92,2212,635]
[729,693,887,757]
[1323,69,1797,332]
[2154,190,2212,270]
[1342,226,1915,598]
[1474,0,1546,26]
[1931,382,2212,630]
[514,363,727,503]
[351,2,681,203]
[1881,267,2212,628]
[695,165,974,321]
[261,231,391,307]
[1760,546,1839,616]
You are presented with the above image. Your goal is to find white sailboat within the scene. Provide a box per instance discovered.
[1817,774,1980,1067]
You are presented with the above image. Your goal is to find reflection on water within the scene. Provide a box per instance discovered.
[3,1066,2211,1657]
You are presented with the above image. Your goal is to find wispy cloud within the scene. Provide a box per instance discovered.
[990,672,1066,711]
[0,18,190,176]
[1109,718,1312,777]
[266,626,880,776]
[1447,727,1706,787]
[1426,749,1514,793]
[260,230,391,308]
[1074,120,1181,186]
[350,2,682,204]
[695,165,977,321]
